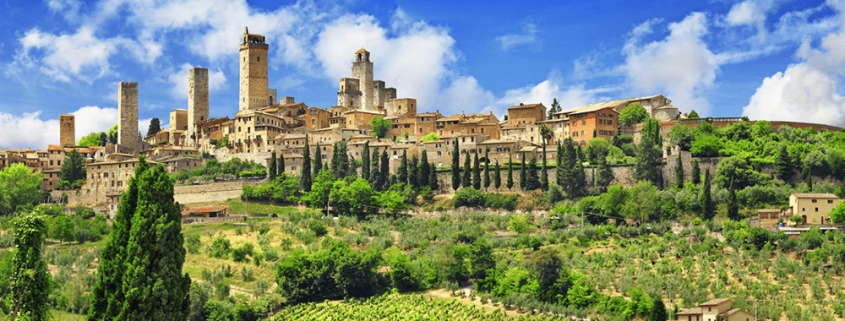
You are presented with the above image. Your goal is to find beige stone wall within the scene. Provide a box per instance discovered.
[60,114,75,147]
[118,82,139,153]
[171,109,188,131]
[188,67,209,135]
[351,51,374,111]
[338,78,361,109]
[239,41,269,111]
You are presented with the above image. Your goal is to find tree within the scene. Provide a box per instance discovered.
[380,150,389,191]
[714,156,771,189]
[370,147,380,190]
[635,118,663,188]
[830,202,845,224]
[301,135,312,192]
[146,117,162,137]
[520,152,527,190]
[700,168,714,220]
[494,159,502,190]
[675,154,683,189]
[302,170,335,210]
[691,159,700,184]
[421,132,439,142]
[409,155,419,190]
[727,176,740,221]
[526,155,541,191]
[269,151,277,181]
[506,154,514,190]
[483,148,491,190]
[99,132,108,146]
[0,163,43,215]
[551,98,561,114]
[378,188,410,218]
[419,151,429,188]
[77,132,101,146]
[619,103,648,126]
[330,178,376,219]
[472,151,481,190]
[452,138,461,191]
[806,167,813,191]
[362,141,370,180]
[556,140,566,190]
[6,212,50,321]
[398,149,408,184]
[539,124,554,145]
[650,299,667,321]
[774,144,792,181]
[89,157,191,320]
[688,110,699,118]
[52,215,75,244]
[59,149,87,187]
[596,152,614,187]
[429,163,439,191]
[469,238,495,291]
[370,116,392,138]
[462,152,472,190]
[541,142,549,190]
[529,248,567,303]
[279,152,286,175]
[107,124,118,144]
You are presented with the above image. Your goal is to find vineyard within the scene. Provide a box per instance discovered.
[273,294,566,321]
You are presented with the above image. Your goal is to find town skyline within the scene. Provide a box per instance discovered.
[1,0,844,150]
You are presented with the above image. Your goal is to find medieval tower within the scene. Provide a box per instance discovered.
[188,67,209,136]
[59,114,75,147]
[118,82,139,152]
[352,48,374,111]
[239,27,269,111]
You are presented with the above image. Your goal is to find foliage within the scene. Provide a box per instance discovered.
[77,132,102,147]
[302,135,312,192]
[452,139,461,191]
[635,118,663,188]
[830,202,845,224]
[370,116,392,139]
[5,212,50,321]
[147,117,162,137]
[242,174,300,203]
[0,163,44,215]
[509,215,531,234]
[453,187,484,208]
[329,177,376,219]
[714,156,772,189]
[688,110,699,118]
[618,103,648,126]
[421,132,439,142]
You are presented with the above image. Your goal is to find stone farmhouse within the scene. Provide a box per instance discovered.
[676,298,754,321]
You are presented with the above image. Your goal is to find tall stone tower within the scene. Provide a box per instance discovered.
[188,67,209,136]
[59,114,75,147]
[351,48,374,111]
[118,82,139,153]
[239,27,269,111]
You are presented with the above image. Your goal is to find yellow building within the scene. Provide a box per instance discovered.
[789,193,842,225]
[676,298,755,321]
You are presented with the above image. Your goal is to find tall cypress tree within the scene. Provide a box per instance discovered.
[331,142,340,172]
[462,152,472,189]
[494,159,502,190]
[409,154,419,189]
[314,143,322,179]
[527,155,540,190]
[775,143,791,182]
[701,168,714,220]
[90,157,190,320]
[452,138,461,191]
[572,153,586,197]
[520,152,527,190]
[691,159,700,185]
[8,213,50,321]
[301,135,312,192]
[339,142,350,177]
[419,150,429,188]
[483,148,491,190]
[362,140,370,180]
[279,153,286,175]
[380,150,389,191]
[429,163,439,191]
[556,140,565,188]
[635,118,662,187]
[507,154,514,190]
[541,142,548,191]
[269,151,277,181]
[398,149,408,184]
[806,167,813,191]
[370,147,380,189]
[727,176,740,221]
[472,151,481,190]
[675,154,684,189]
[596,152,614,187]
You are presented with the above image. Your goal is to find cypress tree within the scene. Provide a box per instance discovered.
[675,154,684,189]
[9,213,50,321]
[472,151,481,190]
[572,152,586,197]
[419,150,429,188]
[520,152,527,190]
[701,168,714,220]
[90,157,190,320]
[691,159,700,185]
[635,118,662,187]
[301,135,312,191]
[727,176,740,221]
[452,138,461,191]
[507,154,514,190]
[556,140,565,188]
[347,155,358,178]
[494,159,502,190]
[560,138,576,196]
[380,150,389,191]
[596,152,614,187]
[409,154,419,190]
[541,142,548,191]
[462,152,472,189]
[398,149,408,184]
[429,163,439,191]
[314,143,322,179]
[527,155,540,190]
[269,151,277,181]
[775,143,791,182]
[279,153,285,175]
[331,142,339,172]
[370,147,380,189]
[483,148,491,190]
[340,142,350,177]
[362,140,370,180]
[650,299,667,321]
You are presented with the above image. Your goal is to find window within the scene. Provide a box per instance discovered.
[257,56,260,62]
[812,199,817,203]
[829,200,834,203]
[816,207,819,212]
[581,120,586,125]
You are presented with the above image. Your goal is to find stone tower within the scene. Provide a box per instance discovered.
[239,27,269,111]
[59,114,75,147]
[188,67,209,136]
[337,78,361,109]
[351,48,374,111]
[118,82,139,153]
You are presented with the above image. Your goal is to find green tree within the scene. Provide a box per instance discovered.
[6,213,50,321]
[302,135,312,192]
[369,147,380,189]
[714,156,771,189]
[619,103,648,126]
[526,155,541,191]
[362,141,370,180]
[107,124,118,144]
[314,143,324,182]
[279,152,286,175]
[429,163,439,191]
[378,188,410,218]
[462,152,472,190]
[596,151,614,187]
[829,202,845,223]
[667,125,697,151]
[452,139,461,191]
[370,116,392,138]
[472,151,481,190]
[675,154,684,189]
[380,150,389,191]
[494,159,501,190]
[469,238,495,291]
[556,140,566,190]
[89,157,191,320]
[688,110,699,118]
[483,148,491,190]
[806,167,813,191]
[302,170,335,210]
[541,142,549,191]
[77,132,101,146]
[99,132,108,146]
[529,248,567,303]
[409,155,419,190]
[421,132,439,142]
[727,176,740,221]
[506,154,514,190]
[330,178,376,219]
[691,159,700,184]
[146,117,162,137]
[519,152,527,190]
[419,150,429,188]
[52,215,75,244]
[700,168,714,220]
[0,163,43,215]
[551,98,561,113]
[398,149,408,184]
[269,151,277,181]
[635,118,663,188]
[59,148,87,186]
[650,299,667,321]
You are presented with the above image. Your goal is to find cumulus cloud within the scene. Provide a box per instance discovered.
[489,70,606,118]
[495,23,538,50]
[623,12,718,114]
[167,63,227,100]
[71,106,118,140]
[742,0,845,126]
[0,106,119,150]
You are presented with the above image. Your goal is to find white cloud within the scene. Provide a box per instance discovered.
[623,12,718,114]
[496,23,538,50]
[167,63,227,100]
[0,106,120,150]
[71,106,118,140]
[742,0,845,126]
[491,70,605,118]
[47,0,83,23]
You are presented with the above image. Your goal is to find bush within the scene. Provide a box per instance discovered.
[453,187,484,208]
[308,219,328,237]
[207,237,232,259]
[483,193,518,210]
[232,242,255,263]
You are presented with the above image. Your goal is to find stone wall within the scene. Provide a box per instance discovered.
[53,179,264,208]
[430,164,639,193]
[663,151,720,186]
[217,151,272,168]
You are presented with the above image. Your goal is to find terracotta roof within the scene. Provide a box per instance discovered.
[507,103,545,110]
[791,193,839,199]
[699,298,731,306]
[676,307,703,315]
[559,101,622,115]
[356,47,368,54]
[721,308,745,317]
[478,139,517,145]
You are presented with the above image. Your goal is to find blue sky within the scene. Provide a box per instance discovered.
[1,0,844,150]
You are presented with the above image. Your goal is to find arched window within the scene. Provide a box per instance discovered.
[257,56,260,62]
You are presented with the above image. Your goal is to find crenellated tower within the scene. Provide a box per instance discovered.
[351,48,374,111]
[239,27,269,111]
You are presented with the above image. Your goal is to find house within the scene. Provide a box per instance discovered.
[789,193,842,225]
[676,298,755,321]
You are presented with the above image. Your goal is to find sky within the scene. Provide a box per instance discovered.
[1,0,844,150]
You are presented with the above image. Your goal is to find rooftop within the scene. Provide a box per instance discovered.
[791,193,839,199]
[507,103,545,110]
[699,298,731,306]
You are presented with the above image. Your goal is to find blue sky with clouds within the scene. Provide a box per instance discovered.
[1,0,843,150]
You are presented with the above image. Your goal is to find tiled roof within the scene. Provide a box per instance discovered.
[507,103,544,110]
[356,47,368,54]
[791,193,839,199]
[699,298,731,306]
[676,307,702,315]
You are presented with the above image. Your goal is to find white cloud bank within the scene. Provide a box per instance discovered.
[0,106,118,150]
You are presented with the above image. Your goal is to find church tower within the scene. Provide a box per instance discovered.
[351,48,374,111]
[239,27,269,111]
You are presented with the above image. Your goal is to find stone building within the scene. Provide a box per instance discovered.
[171,109,188,131]
[352,48,375,111]
[232,109,285,153]
[305,107,331,130]
[60,114,75,147]
[118,82,139,153]
[338,77,362,110]
[188,67,209,137]
[239,27,270,111]
[506,103,547,126]
[789,193,842,225]
[86,158,158,214]
[557,102,620,146]
[676,298,754,321]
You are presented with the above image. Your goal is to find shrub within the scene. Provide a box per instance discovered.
[232,243,255,263]
[453,187,484,208]
[483,193,518,210]
[308,219,328,237]
[206,237,232,259]
[185,234,201,254]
